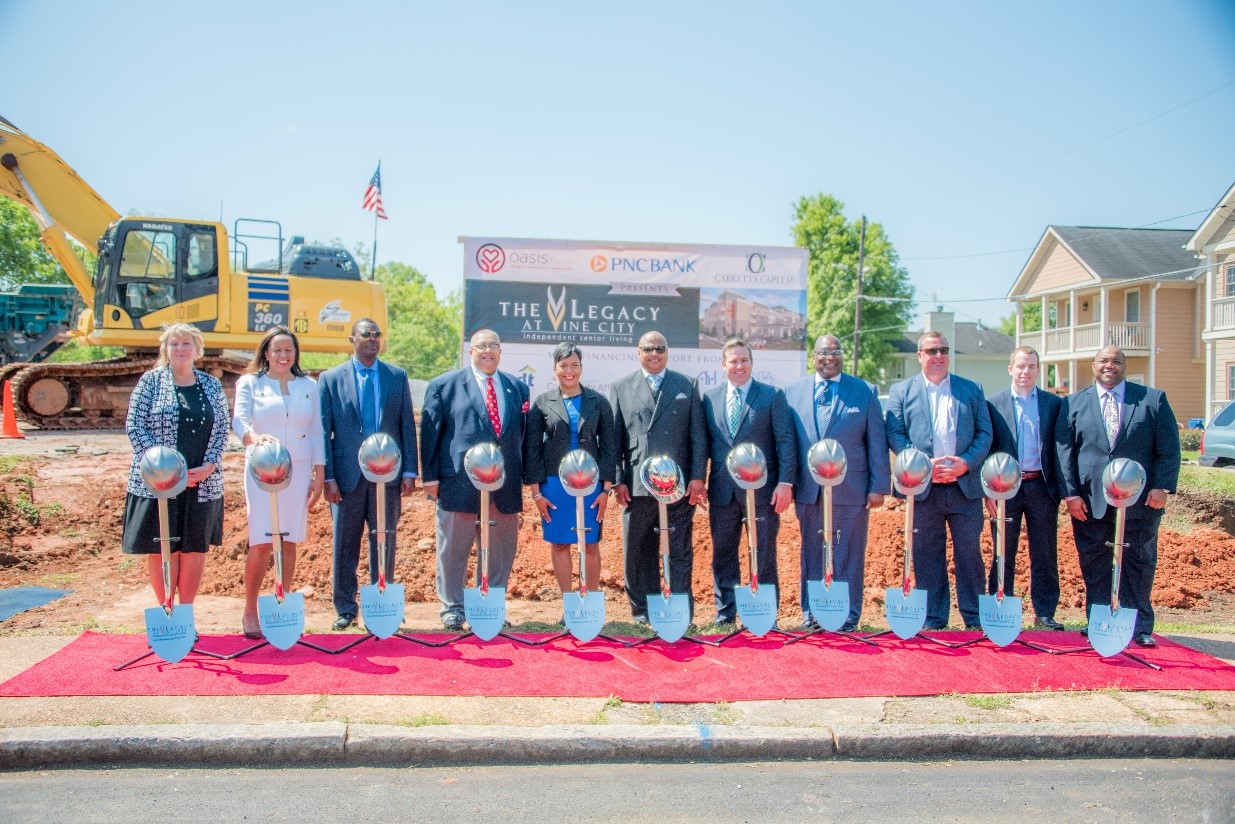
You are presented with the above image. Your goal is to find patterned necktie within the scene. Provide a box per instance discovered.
[646,373,662,395]
[1102,391,1119,449]
[360,367,377,437]
[485,375,503,438]
[815,380,833,438]
[728,386,742,438]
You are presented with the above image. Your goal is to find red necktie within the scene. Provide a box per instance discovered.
[485,376,503,437]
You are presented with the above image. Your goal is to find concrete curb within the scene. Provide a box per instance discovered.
[3,722,1234,768]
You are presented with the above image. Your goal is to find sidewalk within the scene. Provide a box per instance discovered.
[1,629,1233,768]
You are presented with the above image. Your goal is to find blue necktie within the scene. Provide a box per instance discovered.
[360,367,377,437]
[815,380,833,438]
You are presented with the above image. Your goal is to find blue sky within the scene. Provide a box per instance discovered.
[3,1,1233,332]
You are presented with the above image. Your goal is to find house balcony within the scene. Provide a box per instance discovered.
[1019,322,1150,357]
[1212,296,1235,332]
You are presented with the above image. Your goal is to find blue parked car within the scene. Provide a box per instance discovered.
[1200,402,1235,467]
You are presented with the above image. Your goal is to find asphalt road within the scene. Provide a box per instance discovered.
[2,759,1232,822]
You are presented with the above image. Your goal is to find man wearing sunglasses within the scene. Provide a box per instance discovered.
[885,331,992,630]
[320,318,419,630]
[785,334,889,631]
[610,331,708,624]
[420,328,529,630]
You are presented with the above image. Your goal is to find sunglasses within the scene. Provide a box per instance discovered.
[639,345,667,354]
[355,330,382,339]
[920,347,950,356]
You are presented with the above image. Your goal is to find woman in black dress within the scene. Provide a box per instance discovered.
[122,323,229,608]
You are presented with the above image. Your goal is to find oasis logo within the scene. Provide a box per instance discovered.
[476,243,505,274]
[746,252,766,274]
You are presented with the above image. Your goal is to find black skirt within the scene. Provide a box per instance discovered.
[121,491,223,555]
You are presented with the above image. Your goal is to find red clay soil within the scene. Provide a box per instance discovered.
[2,449,1234,628]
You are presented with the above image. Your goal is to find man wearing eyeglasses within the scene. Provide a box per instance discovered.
[420,328,529,630]
[785,334,889,631]
[885,331,993,630]
[320,318,419,631]
[610,331,708,624]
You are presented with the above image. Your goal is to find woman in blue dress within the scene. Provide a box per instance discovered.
[524,343,617,601]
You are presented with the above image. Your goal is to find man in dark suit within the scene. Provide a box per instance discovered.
[886,331,993,630]
[420,328,529,630]
[785,334,888,631]
[701,338,796,624]
[320,318,419,630]
[611,330,708,623]
[1058,345,1180,647]
[985,345,1066,630]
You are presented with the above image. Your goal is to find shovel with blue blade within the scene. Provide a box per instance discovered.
[463,442,508,641]
[357,433,405,640]
[560,450,606,643]
[639,456,691,643]
[724,443,779,638]
[1087,458,1146,658]
[134,446,198,665]
[242,439,307,651]
[881,448,932,641]
[804,438,851,633]
[976,452,1024,648]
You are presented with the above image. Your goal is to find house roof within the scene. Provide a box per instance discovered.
[1008,225,1201,297]
[1187,181,1235,252]
[890,322,1014,357]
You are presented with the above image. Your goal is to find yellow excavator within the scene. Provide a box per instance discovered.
[0,115,386,428]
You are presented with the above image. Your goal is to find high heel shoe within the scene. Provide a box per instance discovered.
[242,616,263,640]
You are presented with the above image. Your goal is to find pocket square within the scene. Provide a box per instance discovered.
[675,392,688,400]
[521,400,530,413]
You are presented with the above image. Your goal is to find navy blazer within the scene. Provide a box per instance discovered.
[419,367,529,514]
[986,387,1065,500]
[785,372,889,507]
[1057,381,1180,520]
[701,380,797,507]
[885,372,993,501]
[523,385,617,486]
[319,358,419,495]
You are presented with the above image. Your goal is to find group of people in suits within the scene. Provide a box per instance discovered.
[124,317,1180,647]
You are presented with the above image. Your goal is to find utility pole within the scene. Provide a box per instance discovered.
[852,214,867,377]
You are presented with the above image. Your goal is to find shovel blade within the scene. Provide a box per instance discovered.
[258,591,306,650]
[648,593,691,643]
[978,593,1023,647]
[735,583,778,637]
[564,591,605,642]
[1087,604,1136,657]
[360,583,404,640]
[806,579,850,632]
[884,586,928,640]
[464,586,507,641]
[145,604,196,664]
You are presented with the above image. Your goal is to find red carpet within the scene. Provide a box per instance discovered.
[2,631,1233,702]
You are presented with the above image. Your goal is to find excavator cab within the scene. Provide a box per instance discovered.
[94,219,221,332]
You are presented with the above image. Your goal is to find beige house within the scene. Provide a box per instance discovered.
[883,309,1014,395]
[1186,182,1235,419]
[1005,225,1205,421]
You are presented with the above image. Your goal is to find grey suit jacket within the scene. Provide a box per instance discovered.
[885,372,993,501]
[319,358,418,495]
[1057,381,1180,520]
[701,380,797,507]
[987,387,1065,500]
[785,372,889,507]
[610,369,707,497]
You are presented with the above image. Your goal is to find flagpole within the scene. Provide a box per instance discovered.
[370,160,380,279]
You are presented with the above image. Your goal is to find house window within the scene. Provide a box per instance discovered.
[1126,290,1140,323]
[1226,264,1235,297]
[1229,365,1235,401]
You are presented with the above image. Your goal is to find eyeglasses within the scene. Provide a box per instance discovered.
[639,345,667,354]
[472,342,501,351]
[920,347,950,356]
[355,330,382,339]
[814,348,844,357]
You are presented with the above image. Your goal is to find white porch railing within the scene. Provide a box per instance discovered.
[1106,322,1149,350]
[1044,329,1069,354]
[1213,296,1235,331]
[1074,323,1101,350]
[1019,322,1149,354]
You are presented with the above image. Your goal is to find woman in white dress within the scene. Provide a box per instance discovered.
[232,326,325,638]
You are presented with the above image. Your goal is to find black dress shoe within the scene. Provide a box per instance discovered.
[1035,617,1065,631]
[631,613,649,626]
[1134,633,1157,648]
[1079,625,1088,637]
[442,614,464,630]
[332,615,355,631]
[839,622,857,633]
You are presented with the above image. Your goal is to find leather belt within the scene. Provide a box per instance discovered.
[1021,470,1043,480]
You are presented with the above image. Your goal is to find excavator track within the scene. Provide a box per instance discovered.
[7,355,248,430]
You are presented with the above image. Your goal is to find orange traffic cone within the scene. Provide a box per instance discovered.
[1,380,24,439]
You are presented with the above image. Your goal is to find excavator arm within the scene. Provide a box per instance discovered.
[0,115,119,313]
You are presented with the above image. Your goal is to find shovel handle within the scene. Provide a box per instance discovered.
[995,498,1006,599]
[478,489,491,587]
[902,494,915,594]
[745,488,759,590]
[1110,507,1127,612]
[657,500,672,592]
[157,497,175,613]
[575,495,588,599]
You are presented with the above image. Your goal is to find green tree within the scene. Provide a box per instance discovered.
[375,261,462,379]
[0,199,71,289]
[997,302,1041,336]
[792,194,915,381]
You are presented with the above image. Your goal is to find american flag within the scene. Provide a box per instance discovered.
[362,164,387,219]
